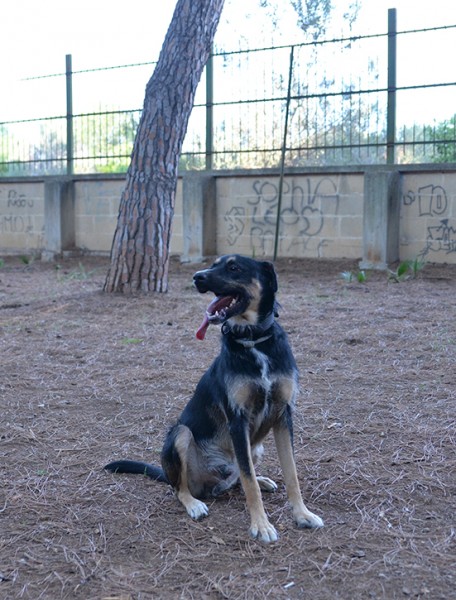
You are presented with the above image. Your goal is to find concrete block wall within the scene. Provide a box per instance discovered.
[0,181,45,254]
[73,177,184,255]
[400,171,456,262]
[74,178,122,253]
[1,167,456,265]
[216,173,364,259]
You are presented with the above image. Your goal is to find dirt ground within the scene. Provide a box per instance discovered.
[0,254,455,600]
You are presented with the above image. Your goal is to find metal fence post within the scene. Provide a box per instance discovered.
[66,54,74,175]
[205,50,214,170]
[273,45,294,261]
[386,8,397,165]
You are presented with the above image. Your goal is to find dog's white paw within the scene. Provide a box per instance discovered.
[249,518,279,543]
[294,509,324,529]
[256,476,278,492]
[186,499,209,521]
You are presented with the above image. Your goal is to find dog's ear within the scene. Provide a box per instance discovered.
[260,261,278,293]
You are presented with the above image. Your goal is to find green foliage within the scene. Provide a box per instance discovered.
[409,256,426,278]
[121,337,143,345]
[261,0,360,40]
[388,258,425,282]
[356,270,368,283]
[94,161,130,174]
[0,258,4,268]
[431,115,456,163]
[0,125,10,174]
[340,270,353,282]
[398,115,456,164]
[19,255,35,266]
[340,269,368,283]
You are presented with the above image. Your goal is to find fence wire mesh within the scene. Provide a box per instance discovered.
[1,18,455,176]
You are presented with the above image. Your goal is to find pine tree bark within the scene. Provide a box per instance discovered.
[104,0,225,293]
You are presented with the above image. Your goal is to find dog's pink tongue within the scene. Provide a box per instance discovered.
[196,314,210,340]
[196,295,232,340]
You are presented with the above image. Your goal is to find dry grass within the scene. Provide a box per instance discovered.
[0,255,455,599]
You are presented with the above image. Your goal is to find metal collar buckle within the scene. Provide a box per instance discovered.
[234,334,272,348]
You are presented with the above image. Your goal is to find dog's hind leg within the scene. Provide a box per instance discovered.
[172,425,209,521]
[256,476,278,492]
[273,406,324,529]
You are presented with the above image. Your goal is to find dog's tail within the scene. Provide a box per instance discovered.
[104,459,168,483]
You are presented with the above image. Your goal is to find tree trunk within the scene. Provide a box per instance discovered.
[104,0,225,293]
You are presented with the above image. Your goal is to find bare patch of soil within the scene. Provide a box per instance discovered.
[1,255,455,599]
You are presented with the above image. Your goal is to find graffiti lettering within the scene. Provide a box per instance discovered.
[420,219,456,256]
[6,189,34,209]
[225,206,245,246]
[403,185,447,216]
[225,177,339,254]
[0,214,33,234]
[404,183,456,256]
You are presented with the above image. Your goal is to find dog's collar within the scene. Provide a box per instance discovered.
[221,311,275,348]
[233,334,272,348]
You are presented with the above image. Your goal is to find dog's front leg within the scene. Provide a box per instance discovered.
[229,413,278,543]
[273,407,324,529]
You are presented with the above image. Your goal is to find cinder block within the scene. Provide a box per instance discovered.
[340,216,363,238]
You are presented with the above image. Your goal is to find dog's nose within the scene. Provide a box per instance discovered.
[193,271,207,284]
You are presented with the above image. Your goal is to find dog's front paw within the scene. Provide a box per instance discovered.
[256,476,278,492]
[249,517,278,543]
[186,498,209,521]
[294,509,324,529]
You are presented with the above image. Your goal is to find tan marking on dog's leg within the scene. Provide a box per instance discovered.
[174,425,208,520]
[235,435,278,543]
[273,425,324,529]
[239,470,278,543]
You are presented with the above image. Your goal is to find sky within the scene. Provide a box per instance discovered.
[1,0,456,123]
[1,0,455,77]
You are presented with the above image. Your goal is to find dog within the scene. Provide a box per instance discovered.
[105,254,323,542]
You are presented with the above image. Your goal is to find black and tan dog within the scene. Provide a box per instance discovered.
[105,254,323,542]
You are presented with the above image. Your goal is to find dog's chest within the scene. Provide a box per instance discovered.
[224,346,292,419]
[249,347,270,383]
[249,349,272,426]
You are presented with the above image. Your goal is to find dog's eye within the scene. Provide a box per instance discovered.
[227,262,240,272]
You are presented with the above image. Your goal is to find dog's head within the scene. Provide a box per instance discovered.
[193,255,278,340]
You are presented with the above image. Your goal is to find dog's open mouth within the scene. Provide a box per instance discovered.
[196,294,244,340]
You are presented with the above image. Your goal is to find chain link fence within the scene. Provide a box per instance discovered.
[1,10,455,176]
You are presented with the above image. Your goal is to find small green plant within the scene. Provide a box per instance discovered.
[121,337,143,345]
[340,269,368,284]
[356,270,368,283]
[71,262,91,280]
[19,255,35,266]
[390,260,410,282]
[340,270,353,283]
[57,262,95,282]
[388,258,425,282]
[0,258,4,268]
[409,256,426,278]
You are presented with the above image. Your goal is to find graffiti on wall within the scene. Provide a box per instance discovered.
[0,189,35,234]
[224,177,339,255]
[403,184,456,256]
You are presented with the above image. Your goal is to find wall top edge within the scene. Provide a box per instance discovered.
[1,162,456,185]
